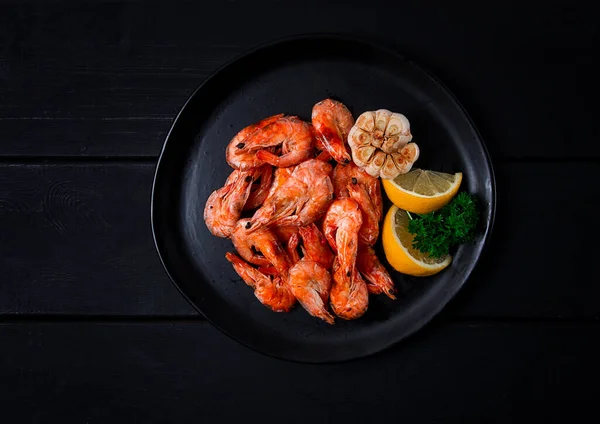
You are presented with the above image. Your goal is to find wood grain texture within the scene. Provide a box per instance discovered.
[0,162,598,318]
[1,1,598,158]
[0,163,194,315]
[0,118,172,156]
[1,321,598,423]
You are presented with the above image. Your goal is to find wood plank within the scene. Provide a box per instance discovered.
[0,163,195,315]
[0,118,172,157]
[1,321,597,423]
[0,161,598,318]
[1,1,598,157]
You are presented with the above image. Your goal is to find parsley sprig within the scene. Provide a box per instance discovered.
[407,192,480,258]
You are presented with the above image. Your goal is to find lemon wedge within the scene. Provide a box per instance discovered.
[382,205,451,276]
[381,169,462,214]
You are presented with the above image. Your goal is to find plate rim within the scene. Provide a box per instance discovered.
[150,33,497,363]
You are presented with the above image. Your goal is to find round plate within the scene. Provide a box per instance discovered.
[151,35,495,363]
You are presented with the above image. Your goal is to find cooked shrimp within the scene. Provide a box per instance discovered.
[332,162,382,245]
[356,245,396,299]
[269,224,302,264]
[257,265,278,276]
[225,114,283,170]
[289,258,334,324]
[257,231,299,271]
[244,164,274,211]
[315,149,332,162]
[347,183,380,246]
[249,159,334,230]
[203,169,255,238]
[312,99,355,164]
[255,118,313,167]
[310,123,332,162]
[227,115,313,169]
[298,224,334,270]
[255,228,301,273]
[225,252,296,312]
[322,198,366,319]
[286,231,302,264]
[264,166,295,204]
[323,198,362,261]
[330,257,369,320]
[271,224,299,244]
[230,219,292,275]
[332,161,382,220]
[280,224,333,268]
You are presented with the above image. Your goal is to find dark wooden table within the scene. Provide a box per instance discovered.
[2,1,599,422]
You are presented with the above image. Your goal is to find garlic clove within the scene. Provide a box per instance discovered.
[385,113,411,139]
[372,109,392,148]
[383,112,412,153]
[390,143,420,175]
[364,150,387,177]
[353,145,376,168]
[380,154,400,179]
[347,126,372,148]
[355,111,376,132]
[381,134,401,154]
[390,153,413,175]
[402,142,420,163]
[374,109,392,134]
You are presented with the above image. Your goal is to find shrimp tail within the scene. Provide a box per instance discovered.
[286,232,301,264]
[225,252,295,312]
[356,245,396,300]
[298,292,335,325]
[225,251,262,290]
[288,259,335,324]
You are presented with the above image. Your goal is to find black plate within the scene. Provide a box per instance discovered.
[151,35,495,363]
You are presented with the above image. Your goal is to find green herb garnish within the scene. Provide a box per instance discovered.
[407,192,480,258]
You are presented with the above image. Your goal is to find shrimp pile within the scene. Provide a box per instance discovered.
[204,99,396,324]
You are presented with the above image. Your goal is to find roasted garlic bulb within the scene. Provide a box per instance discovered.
[347,109,420,179]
